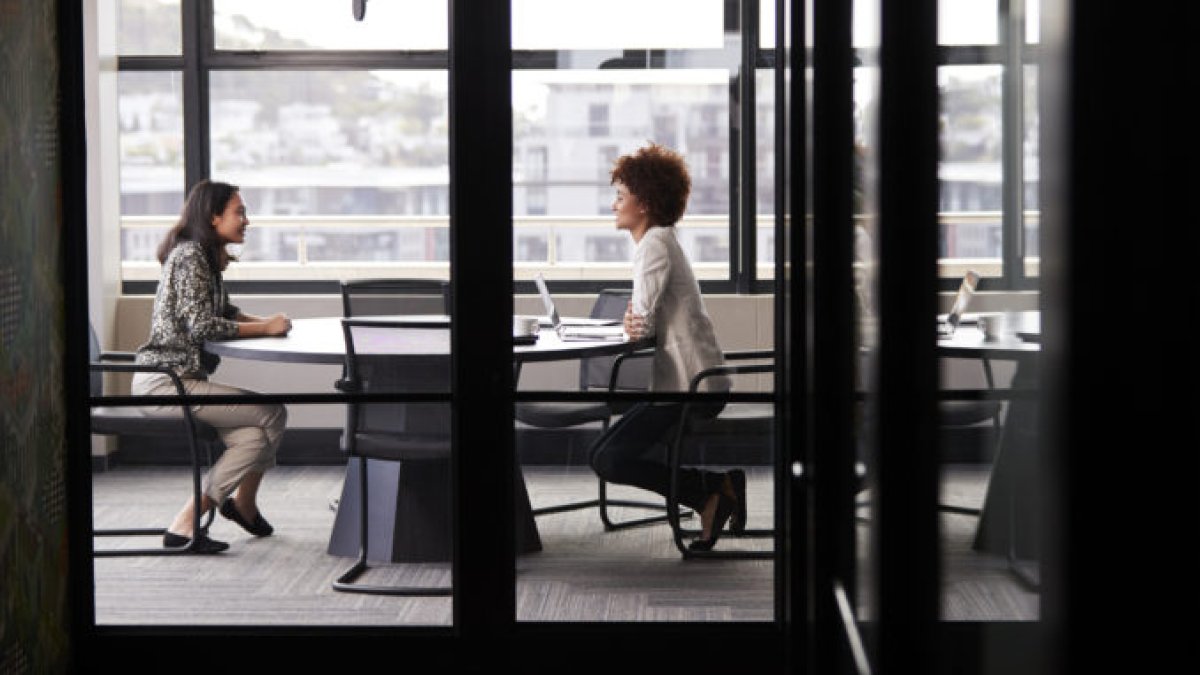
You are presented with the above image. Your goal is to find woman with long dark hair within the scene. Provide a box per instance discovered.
[133,180,292,553]
[589,144,746,551]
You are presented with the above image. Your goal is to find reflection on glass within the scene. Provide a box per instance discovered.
[756,70,778,278]
[205,70,448,264]
[512,0,723,50]
[1026,0,1041,43]
[938,65,1004,272]
[118,0,181,56]
[1024,66,1040,276]
[118,71,184,261]
[939,0,999,45]
[212,0,447,50]
[513,70,731,279]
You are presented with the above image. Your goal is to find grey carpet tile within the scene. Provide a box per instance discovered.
[90,463,1035,625]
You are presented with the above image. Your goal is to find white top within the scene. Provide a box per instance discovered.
[632,226,730,393]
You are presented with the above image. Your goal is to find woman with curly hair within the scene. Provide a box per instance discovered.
[589,143,746,551]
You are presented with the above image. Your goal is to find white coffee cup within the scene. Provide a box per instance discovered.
[978,313,1007,341]
[513,315,539,336]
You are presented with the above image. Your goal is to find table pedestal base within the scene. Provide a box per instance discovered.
[327,458,543,563]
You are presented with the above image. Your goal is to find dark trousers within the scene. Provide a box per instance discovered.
[589,402,726,512]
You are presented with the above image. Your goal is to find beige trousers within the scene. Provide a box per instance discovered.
[131,372,287,503]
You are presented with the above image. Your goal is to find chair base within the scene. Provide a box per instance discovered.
[332,558,452,597]
[93,509,216,557]
[531,478,695,531]
[671,524,775,560]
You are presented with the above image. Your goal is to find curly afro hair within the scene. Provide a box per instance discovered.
[609,143,691,227]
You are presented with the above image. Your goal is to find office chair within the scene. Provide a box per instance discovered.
[664,350,777,560]
[88,324,217,556]
[332,318,452,596]
[515,288,691,530]
[340,278,451,318]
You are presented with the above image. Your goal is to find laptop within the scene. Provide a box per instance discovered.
[533,273,626,341]
[938,270,981,337]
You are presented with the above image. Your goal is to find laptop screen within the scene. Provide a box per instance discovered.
[533,273,561,329]
[945,270,980,330]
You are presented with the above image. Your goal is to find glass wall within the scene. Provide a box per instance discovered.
[510,0,778,623]
[96,0,457,628]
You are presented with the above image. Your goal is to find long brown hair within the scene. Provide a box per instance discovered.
[156,179,240,270]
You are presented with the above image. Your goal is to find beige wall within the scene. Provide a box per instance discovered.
[102,290,1035,433]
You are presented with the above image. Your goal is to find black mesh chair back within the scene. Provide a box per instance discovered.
[333,319,453,595]
[667,350,776,560]
[88,322,216,556]
[515,288,677,531]
[341,320,452,461]
[579,289,650,396]
[340,279,451,318]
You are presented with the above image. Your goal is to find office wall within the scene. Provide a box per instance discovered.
[103,289,1034,431]
[0,2,73,672]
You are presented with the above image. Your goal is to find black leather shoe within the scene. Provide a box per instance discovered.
[689,493,736,552]
[219,498,274,537]
[728,469,747,535]
[163,531,229,554]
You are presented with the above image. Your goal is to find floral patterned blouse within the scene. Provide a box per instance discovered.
[135,241,240,379]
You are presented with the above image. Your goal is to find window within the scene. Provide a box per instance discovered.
[112,0,1033,291]
[587,103,610,138]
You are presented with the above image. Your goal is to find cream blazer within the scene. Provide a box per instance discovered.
[631,226,730,393]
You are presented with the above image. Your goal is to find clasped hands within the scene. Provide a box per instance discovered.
[264,312,292,336]
[624,301,647,340]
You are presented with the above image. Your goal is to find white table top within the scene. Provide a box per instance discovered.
[936,310,1041,359]
[205,315,652,365]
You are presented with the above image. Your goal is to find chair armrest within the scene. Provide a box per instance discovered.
[88,362,188,397]
[98,350,136,362]
[688,361,776,393]
[608,347,656,392]
[722,350,775,361]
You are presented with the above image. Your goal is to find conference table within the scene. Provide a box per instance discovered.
[207,315,652,563]
[937,310,1041,585]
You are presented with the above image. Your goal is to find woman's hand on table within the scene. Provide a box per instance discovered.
[264,313,292,336]
[238,313,292,337]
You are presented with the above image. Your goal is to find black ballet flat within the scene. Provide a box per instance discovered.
[728,469,747,535]
[219,498,274,537]
[689,493,736,552]
[163,531,229,554]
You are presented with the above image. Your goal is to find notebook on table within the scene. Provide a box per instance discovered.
[938,270,981,337]
[534,273,626,341]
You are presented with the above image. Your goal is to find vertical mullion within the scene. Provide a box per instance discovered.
[738,0,760,293]
[809,0,857,672]
[782,0,810,664]
[60,0,96,653]
[448,0,514,642]
[877,0,940,671]
[1000,0,1025,289]
[181,0,210,190]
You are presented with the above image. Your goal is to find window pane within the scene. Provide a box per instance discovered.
[939,65,1003,277]
[212,0,447,51]
[1023,65,1039,277]
[207,70,448,275]
[118,71,184,263]
[939,0,999,45]
[1026,0,1041,43]
[756,69,778,279]
[512,0,724,50]
[117,0,181,56]
[513,70,730,281]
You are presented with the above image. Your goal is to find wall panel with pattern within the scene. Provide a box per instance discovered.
[0,1,72,672]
